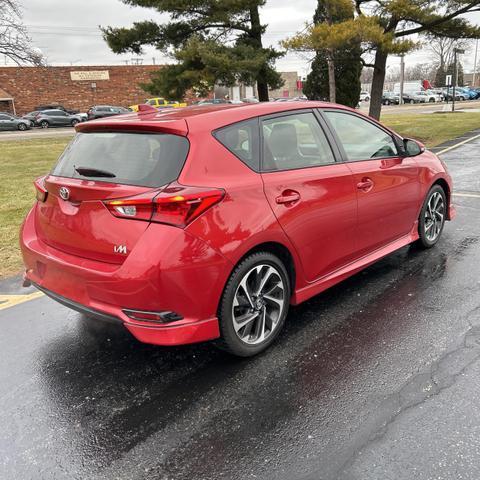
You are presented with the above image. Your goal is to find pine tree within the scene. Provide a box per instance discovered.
[284,1,480,119]
[102,1,283,101]
[303,0,361,107]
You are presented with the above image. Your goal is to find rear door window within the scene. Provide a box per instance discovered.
[52,132,190,187]
[261,112,335,171]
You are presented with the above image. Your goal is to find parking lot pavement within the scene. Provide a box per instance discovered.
[359,98,480,115]
[1,140,480,480]
[0,127,75,141]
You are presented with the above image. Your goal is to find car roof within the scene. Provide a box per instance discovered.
[76,101,353,136]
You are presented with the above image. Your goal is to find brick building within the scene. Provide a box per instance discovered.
[0,65,161,115]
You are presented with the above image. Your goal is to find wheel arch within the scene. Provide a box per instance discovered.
[431,177,451,211]
[240,242,296,291]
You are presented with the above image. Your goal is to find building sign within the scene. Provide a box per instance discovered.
[70,70,110,81]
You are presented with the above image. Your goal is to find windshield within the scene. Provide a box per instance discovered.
[51,132,189,187]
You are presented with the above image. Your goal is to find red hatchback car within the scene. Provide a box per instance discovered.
[20,102,455,356]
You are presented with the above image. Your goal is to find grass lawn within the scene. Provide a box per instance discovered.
[0,138,70,278]
[0,110,479,278]
[382,112,480,147]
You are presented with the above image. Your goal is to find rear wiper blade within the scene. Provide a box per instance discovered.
[74,166,116,178]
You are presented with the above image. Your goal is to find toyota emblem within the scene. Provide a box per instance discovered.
[59,187,70,200]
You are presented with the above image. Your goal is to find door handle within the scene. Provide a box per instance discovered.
[357,178,374,192]
[276,190,301,205]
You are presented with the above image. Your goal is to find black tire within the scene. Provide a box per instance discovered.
[71,119,79,127]
[215,252,291,357]
[18,123,27,131]
[40,120,49,128]
[429,98,435,103]
[384,100,390,105]
[409,99,414,104]
[416,185,447,249]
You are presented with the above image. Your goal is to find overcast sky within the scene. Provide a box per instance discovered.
[17,0,480,75]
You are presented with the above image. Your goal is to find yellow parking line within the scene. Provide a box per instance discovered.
[0,292,44,311]
[453,192,480,199]
[437,133,480,155]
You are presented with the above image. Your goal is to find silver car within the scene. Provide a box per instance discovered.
[0,113,31,131]
[35,109,83,128]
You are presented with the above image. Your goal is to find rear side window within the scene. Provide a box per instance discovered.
[52,132,189,188]
[214,119,260,171]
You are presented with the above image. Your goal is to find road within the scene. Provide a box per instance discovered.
[359,98,480,115]
[1,139,480,480]
[0,126,75,141]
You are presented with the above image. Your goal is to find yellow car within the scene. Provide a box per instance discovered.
[129,98,187,111]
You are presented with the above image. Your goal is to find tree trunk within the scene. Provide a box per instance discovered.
[326,52,336,103]
[250,5,269,102]
[369,49,388,120]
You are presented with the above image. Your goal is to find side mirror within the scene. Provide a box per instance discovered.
[403,138,425,157]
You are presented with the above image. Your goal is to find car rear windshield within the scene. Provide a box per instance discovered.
[51,132,190,188]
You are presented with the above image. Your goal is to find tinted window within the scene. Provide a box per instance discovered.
[325,111,398,161]
[52,132,190,188]
[45,110,65,116]
[97,107,110,112]
[214,119,260,171]
[261,112,335,171]
[0,114,10,120]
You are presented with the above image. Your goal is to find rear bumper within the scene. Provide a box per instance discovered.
[21,205,231,346]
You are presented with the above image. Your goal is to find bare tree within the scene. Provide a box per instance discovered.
[0,0,44,65]
[404,63,437,82]
[427,36,471,69]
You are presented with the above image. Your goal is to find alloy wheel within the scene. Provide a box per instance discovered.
[232,264,286,345]
[424,191,445,242]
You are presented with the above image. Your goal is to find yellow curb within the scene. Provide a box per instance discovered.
[0,292,44,311]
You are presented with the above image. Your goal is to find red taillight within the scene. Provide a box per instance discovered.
[104,183,225,228]
[34,176,48,202]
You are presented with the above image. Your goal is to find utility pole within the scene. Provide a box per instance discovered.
[452,47,465,113]
[399,54,405,105]
[473,39,479,87]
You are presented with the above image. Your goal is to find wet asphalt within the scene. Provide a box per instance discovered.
[1,140,480,480]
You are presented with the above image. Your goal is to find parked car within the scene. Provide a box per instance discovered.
[0,113,31,131]
[35,104,79,115]
[382,92,400,105]
[242,97,260,103]
[275,96,308,102]
[359,91,370,102]
[22,111,40,127]
[457,87,477,100]
[87,105,130,120]
[21,102,455,356]
[401,93,417,104]
[442,88,468,101]
[196,99,230,105]
[34,109,84,128]
[129,97,187,112]
[402,92,430,103]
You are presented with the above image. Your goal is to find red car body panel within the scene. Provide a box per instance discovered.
[20,101,455,346]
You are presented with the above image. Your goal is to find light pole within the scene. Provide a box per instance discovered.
[452,47,465,113]
[399,54,405,105]
[473,39,479,87]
